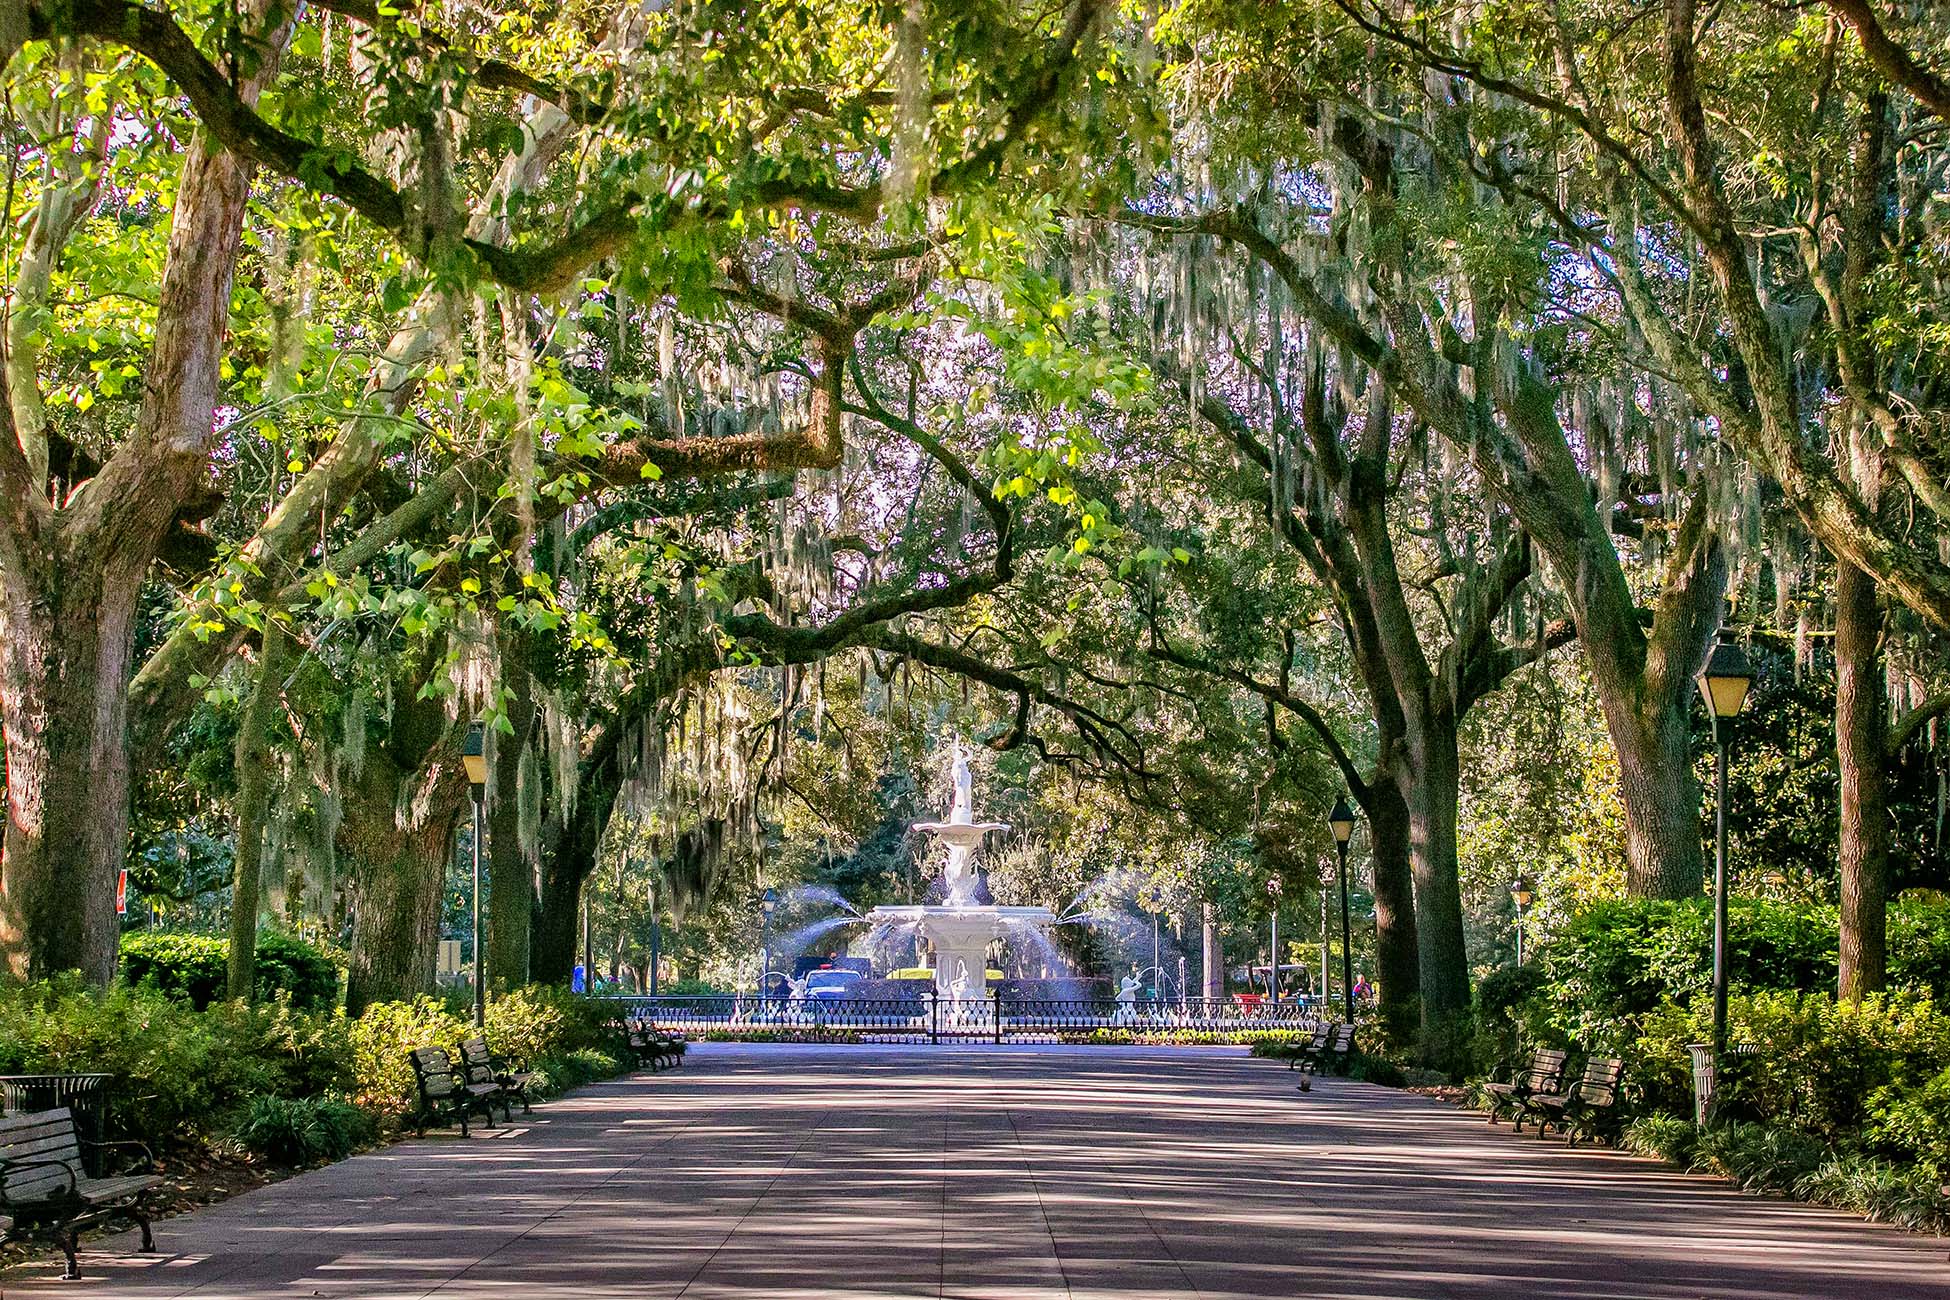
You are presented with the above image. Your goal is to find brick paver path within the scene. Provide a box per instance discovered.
[7,1043,1942,1297]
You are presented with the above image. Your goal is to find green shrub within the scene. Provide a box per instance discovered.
[0,977,294,1148]
[527,1047,627,1098]
[1798,1156,1950,1234]
[661,978,730,995]
[1623,1114,1701,1168]
[1347,1053,1406,1087]
[1692,1121,1827,1194]
[346,997,472,1115]
[119,931,340,1011]
[230,1095,374,1165]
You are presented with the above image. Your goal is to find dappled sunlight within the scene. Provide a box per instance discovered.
[5,1044,1939,1297]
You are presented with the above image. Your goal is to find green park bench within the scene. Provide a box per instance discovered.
[1483,1047,1568,1131]
[0,1106,160,1280]
[408,1047,501,1137]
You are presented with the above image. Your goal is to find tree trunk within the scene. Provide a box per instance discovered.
[1363,772,1421,1043]
[0,550,145,982]
[1837,557,1890,999]
[1397,714,1470,1030]
[532,861,582,986]
[1605,688,1707,899]
[531,731,626,985]
[227,623,286,1001]
[343,811,459,1016]
[0,17,290,982]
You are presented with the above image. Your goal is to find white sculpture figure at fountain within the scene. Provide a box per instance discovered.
[866,737,1055,1001]
[1113,973,1141,1024]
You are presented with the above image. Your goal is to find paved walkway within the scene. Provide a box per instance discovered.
[8,1043,1943,1298]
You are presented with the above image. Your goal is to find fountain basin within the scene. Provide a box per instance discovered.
[866,903,1056,999]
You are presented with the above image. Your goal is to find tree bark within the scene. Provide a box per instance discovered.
[1605,687,1710,899]
[1363,768,1422,1042]
[1395,713,1470,1023]
[0,550,144,980]
[342,811,459,1016]
[1836,556,1889,999]
[485,630,540,988]
[226,623,286,1000]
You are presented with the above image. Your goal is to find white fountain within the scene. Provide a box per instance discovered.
[867,741,1055,1000]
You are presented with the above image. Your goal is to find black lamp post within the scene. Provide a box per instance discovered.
[647,872,661,998]
[1264,876,1282,1003]
[759,887,779,995]
[1328,795,1356,1022]
[461,721,487,1027]
[1697,637,1754,1056]
[1511,875,1533,966]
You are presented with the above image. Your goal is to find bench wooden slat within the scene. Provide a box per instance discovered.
[78,1174,160,1204]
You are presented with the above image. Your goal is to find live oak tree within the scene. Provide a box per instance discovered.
[1,0,1109,981]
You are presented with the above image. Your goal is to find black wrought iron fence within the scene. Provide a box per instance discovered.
[601,994,1321,1045]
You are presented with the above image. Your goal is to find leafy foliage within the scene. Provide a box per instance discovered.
[120,931,341,1011]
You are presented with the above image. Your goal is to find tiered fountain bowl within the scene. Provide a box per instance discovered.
[865,746,1054,999]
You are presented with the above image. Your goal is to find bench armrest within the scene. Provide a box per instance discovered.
[82,1139,157,1175]
[0,1156,80,1202]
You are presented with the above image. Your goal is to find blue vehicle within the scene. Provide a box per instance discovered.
[802,968,863,1001]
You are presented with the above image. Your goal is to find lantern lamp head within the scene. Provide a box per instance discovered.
[1327,795,1356,845]
[462,721,488,788]
[1697,638,1755,721]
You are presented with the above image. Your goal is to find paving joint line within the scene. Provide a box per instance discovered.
[415,1088,704,1299]
[671,1103,836,1300]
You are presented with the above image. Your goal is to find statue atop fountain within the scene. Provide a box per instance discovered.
[867,737,1055,999]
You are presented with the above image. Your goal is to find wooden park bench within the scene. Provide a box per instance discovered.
[1281,1024,1333,1069]
[408,1047,500,1137]
[460,1037,536,1121]
[1535,1056,1626,1147]
[1482,1047,1568,1131]
[0,1107,160,1280]
[1296,1023,1356,1092]
[625,1020,686,1071]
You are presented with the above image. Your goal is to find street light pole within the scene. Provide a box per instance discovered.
[760,887,779,995]
[1151,910,1160,1000]
[1697,638,1755,1059]
[1265,877,1282,1003]
[1328,796,1357,1022]
[1511,876,1533,967]
[648,874,661,997]
[461,722,487,1027]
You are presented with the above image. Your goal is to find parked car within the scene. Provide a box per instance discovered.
[802,968,863,1001]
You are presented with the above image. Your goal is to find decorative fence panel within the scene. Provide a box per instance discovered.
[601,994,1319,1045]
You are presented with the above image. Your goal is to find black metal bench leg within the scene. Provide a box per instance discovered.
[139,1210,156,1252]
[62,1227,81,1280]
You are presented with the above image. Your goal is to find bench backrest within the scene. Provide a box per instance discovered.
[411,1047,460,1100]
[0,1108,81,1206]
[1575,1057,1625,1106]
[1524,1048,1568,1089]
[1329,1023,1355,1053]
[459,1038,499,1085]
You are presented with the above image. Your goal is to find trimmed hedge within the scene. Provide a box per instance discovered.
[119,930,340,1011]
